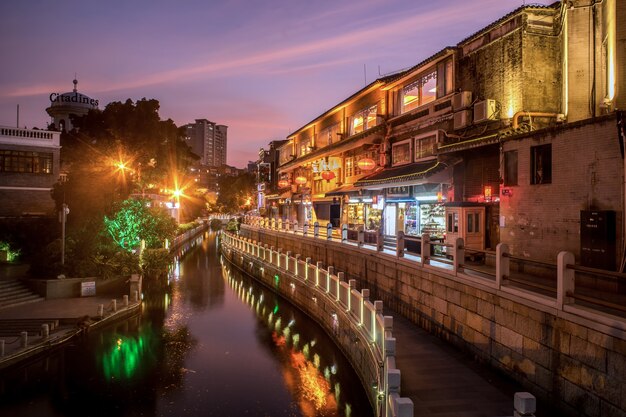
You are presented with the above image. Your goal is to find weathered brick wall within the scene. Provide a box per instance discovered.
[499,115,622,264]
[239,227,626,417]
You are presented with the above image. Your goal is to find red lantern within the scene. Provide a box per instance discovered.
[278,179,290,188]
[295,176,307,185]
[357,157,376,171]
[321,171,336,182]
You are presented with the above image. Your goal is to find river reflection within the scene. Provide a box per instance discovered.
[0,232,372,417]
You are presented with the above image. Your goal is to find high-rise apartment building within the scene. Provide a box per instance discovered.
[183,119,228,167]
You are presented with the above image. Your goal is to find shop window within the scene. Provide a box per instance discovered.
[392,140,411,166]
[530,144,551,184]
[414,132,437,161]
[504,150,518,186]
[350,104,378,135]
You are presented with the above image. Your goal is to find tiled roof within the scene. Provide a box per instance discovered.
[354,159,445,187]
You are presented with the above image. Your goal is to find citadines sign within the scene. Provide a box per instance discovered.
[49,92,99,107]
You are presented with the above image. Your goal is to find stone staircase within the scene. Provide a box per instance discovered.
[0,279,44,310]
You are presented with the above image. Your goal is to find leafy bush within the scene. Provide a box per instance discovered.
[141,248,172,279]
[210,219,223,231]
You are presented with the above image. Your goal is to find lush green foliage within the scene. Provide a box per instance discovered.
[0,241,21,262]
[104,198,177,251]
[226,218,240,232]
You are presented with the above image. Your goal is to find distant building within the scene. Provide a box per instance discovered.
[45,78,99,132]
[183,119,228,167]
[0,126,61,217]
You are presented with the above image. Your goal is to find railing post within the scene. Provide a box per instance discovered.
[316,261,323,286]
[314,221,320,238]
[421,233,430,265]
[557,251,575,310]
[271,218,276,230]
[303,222,309,236]
[326,223,332,240]
[341,224,348,242]
[278,218,283,230]
[286,251,291,271]
[295,254,301,275]
[293,220,298,233]
[514,392,536,417]
[396,231,405,257]
[305,257,312,280]
[285,220,291,232]
[453,238,464,272]
[376,225,384,252]
[277,248,282,268]
[357,229,364,248]
[495,243,509,288]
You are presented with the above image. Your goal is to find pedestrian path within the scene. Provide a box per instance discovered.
[0,294,140,369]
[391,313,522,417]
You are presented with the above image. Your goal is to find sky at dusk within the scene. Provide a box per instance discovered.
[0,0,555,168]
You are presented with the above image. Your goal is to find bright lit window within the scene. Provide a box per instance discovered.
[392,140,411,166]
[350,104,378,135]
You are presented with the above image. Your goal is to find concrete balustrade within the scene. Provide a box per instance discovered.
[220,231,413,417]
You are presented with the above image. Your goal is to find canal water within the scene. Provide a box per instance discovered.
[0,232,373,417]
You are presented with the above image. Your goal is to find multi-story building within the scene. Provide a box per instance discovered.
[274,0,626,269]
[0,126,61,217]
[256,140,288,216]
[183,119,228,168]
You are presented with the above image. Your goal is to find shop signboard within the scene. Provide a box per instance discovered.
[386,186,411,198]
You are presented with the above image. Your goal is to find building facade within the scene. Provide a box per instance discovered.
[0,126,61,217]
[183,119,228,168]
[268,0,626,269]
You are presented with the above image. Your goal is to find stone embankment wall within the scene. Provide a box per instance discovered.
[240,226,626,417]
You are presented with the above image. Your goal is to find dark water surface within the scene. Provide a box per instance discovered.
[0,232,373,417]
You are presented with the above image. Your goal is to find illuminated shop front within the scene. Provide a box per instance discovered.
[382,185,447,239]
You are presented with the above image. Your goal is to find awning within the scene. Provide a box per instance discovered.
[265,191,291,200]
[354,159,451,189]
[324,184,363,197]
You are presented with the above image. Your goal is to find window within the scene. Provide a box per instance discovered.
[414,132,437,161]
[345,157,356,178]
[0,150,53,174]
[504,150,518,186]
[392,140,411,166]
[531,144,551,184]
[467,213,480,233]
[298,137,311,156]
[350,104,378,135]
[447,212,458,233]
[318,123,340,147]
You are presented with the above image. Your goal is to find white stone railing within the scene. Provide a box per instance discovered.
[241,215,626,338]
[0,126,60,146]
[221,231,413,417]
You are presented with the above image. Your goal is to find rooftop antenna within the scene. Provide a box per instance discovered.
[378,65,382,76]
[73,73,78,92]
[363,64,367,86]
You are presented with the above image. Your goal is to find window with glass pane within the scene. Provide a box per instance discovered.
[531,144,552,184]
[447,212,458,233]
[318,123,339,147]
[0,150,52,174]
[401,70,437,113]
[350,104,378,135]
[415,133,437,160]
[392,141,411,166]
[504,150,518,186]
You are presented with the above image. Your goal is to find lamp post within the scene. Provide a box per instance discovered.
[60,203,69,265]
[173,189,182,223]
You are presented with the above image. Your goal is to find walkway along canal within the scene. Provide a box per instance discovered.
[0,231,372,417]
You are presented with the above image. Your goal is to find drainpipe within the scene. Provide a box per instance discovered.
[512,111,565,129]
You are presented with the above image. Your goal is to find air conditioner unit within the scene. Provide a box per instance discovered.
[473,99,498,123]
[452,91,472,111]
[453,110,471,130]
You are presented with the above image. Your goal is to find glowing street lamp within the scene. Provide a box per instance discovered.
[172,188,183,223]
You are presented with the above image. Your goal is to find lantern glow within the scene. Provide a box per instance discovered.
[320,171,335,182]
[295,176,307,185]
[357,158,376,171]
[278,179,290,188]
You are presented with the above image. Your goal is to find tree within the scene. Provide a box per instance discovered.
[216,173,256,213]
[104,198,177,252]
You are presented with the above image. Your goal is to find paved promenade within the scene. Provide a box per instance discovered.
[0,292,140,369]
